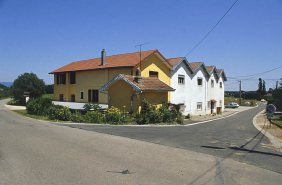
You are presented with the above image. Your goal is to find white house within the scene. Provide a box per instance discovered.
[167,57,227,116]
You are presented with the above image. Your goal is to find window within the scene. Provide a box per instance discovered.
[71,94,75,102]
[211,80,214,87]
[57,73,66,85]
[149,71,158,78]
[88,89,99,102]
[197,102,202,110]
[220,82,222,88]
[197,78,202,86]
[59,94,63,101]
[207,101,211,108]
[80,91,84,99]
[70,72,76,84]
[178,75,185,85]
[219,100,222,106]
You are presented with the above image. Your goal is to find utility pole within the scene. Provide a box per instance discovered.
[276,81,278,90]
[239,80,241,106]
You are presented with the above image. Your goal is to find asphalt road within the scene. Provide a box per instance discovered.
[60,103,282,174]
[1,99,282,184]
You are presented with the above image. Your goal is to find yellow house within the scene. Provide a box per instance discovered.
[49,49,173,105]
[100,74,175,113]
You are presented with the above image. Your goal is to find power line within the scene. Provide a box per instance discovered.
[184,0,239,58]
[228,65,282,79]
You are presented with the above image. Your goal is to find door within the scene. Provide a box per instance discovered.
[88,89,98,102]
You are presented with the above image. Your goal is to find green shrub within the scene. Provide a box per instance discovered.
[176,112,184,125]
[26,97,52,116]
[72,111,85,123]
[83,103,101,111]
[104,106,122,124]
[84,111,104,123]
[48,105,72,121]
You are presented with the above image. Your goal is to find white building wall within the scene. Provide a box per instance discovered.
[171,62,209,116]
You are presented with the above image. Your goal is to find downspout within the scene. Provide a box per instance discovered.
[100,91,110,108]
[130,91,142,113]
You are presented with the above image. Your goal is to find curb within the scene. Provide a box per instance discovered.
[252,110,282,149]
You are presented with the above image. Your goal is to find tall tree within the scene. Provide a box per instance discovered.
[11,73,45,105]
[257,78,263,99]
[262,80,266,96]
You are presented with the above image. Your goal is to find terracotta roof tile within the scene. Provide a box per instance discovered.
[189,62,202,70]
[206,66,215,73]
[217,69,223,75]
[166,57,183,67]
[50,49,159,74]
[120,74,174,91]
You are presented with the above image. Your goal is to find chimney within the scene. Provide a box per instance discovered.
[134,76,143,86]
[101,49,106,65]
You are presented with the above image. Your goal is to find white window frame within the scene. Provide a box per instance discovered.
[178,75,185,85]
[197,102,202,110]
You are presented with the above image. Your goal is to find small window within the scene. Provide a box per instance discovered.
[149,71,158,78]
[220,82,222,88]
[197,102,202,110]
[219,100,222,106]
[207,101,211,108]
[211,80,214,87]
[70,72,76,84]
[57,73,66,85]
[59,94,63,101]
[80,91,84,99]
[197,78,202,86]
[178,75,185,85]
[71,94,75,102]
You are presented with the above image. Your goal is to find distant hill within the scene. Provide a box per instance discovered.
[0,82,13,87]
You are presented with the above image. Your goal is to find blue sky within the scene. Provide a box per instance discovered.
[0,0,281,91]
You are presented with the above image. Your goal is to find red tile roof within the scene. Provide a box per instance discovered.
[206,66,215,73]
[50,49,162,74]
[101,74,175,92]
[166,57,184,67]
[189,62,203,70]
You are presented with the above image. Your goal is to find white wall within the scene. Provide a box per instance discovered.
[171,62,209,116]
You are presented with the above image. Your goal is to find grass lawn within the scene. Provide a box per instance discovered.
[224,97,259,106]
[42,94,54,100]
[271,113,282,128]
[12,110,52,121]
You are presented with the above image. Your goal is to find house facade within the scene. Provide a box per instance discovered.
[49,49,172,106]
[167,57,227,116]
[50,49,227,115]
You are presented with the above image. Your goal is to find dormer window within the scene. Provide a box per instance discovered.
[197,78,202,86]
[211,80,214,87]
[178,75,185,85]
[149,71,158,78]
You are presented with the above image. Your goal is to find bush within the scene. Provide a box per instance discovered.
[176,112,184,125]
[72,111,85,123]
[83,103,101,111]
[26,97,52,116]
[48,105,72,121]
[104,106,122,124]
[84,111,104,123]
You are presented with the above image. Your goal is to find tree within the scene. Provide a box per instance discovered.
[257,78,263,99]
[262,80,266,96]
[45,84,54,94]
[11,73,45,105]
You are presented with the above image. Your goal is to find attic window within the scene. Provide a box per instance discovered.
[197,78,202,86]
[178,75,185,84]
[149,71,158,78]
[220,82,222,88]
[211,80,214,87]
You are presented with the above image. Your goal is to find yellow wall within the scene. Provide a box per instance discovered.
[53,67,132,103]
[133,54,171,101]
[108,80,168,113]
[53,53,171,104]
